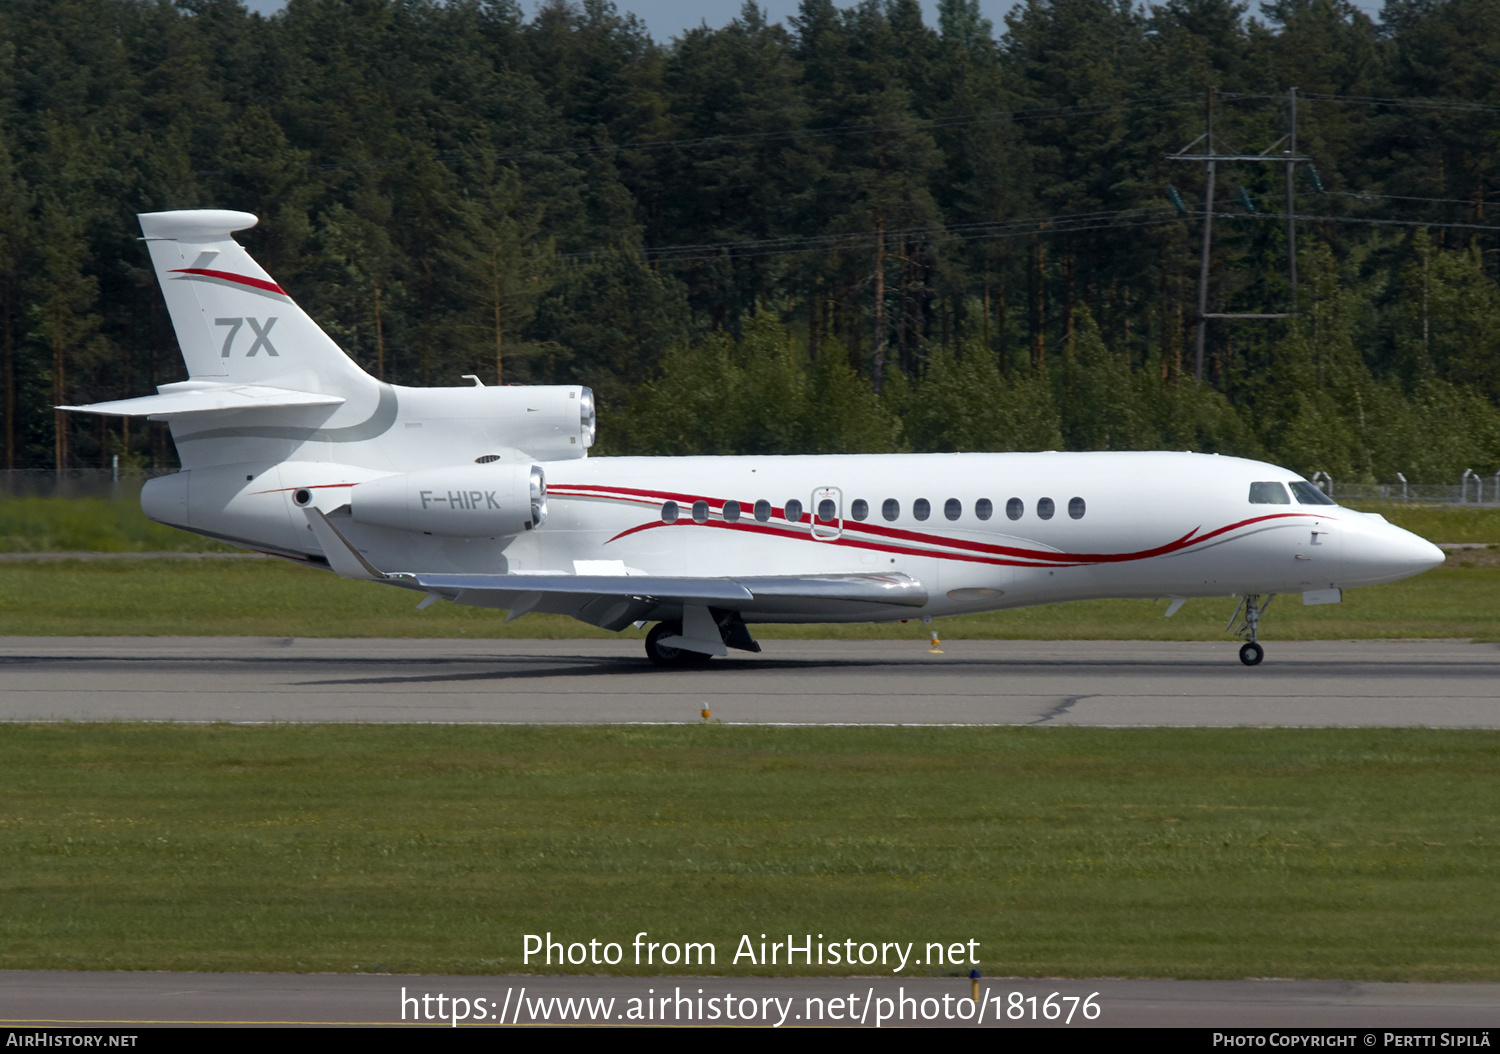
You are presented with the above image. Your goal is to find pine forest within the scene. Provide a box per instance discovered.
[2,0,1499,486]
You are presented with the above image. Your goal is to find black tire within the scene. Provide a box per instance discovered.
[645,621,714,667]
[1239,641,1264,667]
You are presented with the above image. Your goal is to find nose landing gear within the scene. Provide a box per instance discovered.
[1228,594,1274,666]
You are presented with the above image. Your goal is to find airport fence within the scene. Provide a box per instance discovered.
[1317,473,1500,505]
[0,466,179,498]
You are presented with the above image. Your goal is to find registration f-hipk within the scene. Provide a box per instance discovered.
[62,210,1445,667]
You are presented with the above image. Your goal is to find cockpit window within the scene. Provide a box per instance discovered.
[1249,482,1290,504]
[1289,480,1337,506]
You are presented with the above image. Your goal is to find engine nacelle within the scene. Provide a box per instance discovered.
[341,464,546,537]
[394,383,595,462]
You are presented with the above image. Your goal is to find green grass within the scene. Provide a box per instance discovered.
[0,496,230,553]
[1346,501,1500,544]
[0,723,1494,979]
[0,557,1495,640]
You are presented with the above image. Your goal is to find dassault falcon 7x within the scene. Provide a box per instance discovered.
[63,210,1444,666]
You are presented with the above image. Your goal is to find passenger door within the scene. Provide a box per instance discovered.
[810,486,842,541]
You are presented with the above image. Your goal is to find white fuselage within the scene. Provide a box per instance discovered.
[149,449,1443,625]
[106,209,1444,637]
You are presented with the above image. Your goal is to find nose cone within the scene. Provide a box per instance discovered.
[1343,519,1445,587]
[1414,535,1446,573]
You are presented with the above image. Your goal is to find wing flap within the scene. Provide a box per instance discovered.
[415,573,756,604]
[413,570,929,616]
[739,573,929,607]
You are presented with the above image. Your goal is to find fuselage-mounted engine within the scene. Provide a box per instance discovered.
[341,462,547,538]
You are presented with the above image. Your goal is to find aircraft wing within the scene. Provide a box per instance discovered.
[415,572,754,604]
[407,571,928,630]
[59,384,345,417]
[303,507,928,631]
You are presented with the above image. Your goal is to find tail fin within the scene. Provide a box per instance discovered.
[138,210,371,392]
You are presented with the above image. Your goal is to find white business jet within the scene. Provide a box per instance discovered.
[63,210,1444,667]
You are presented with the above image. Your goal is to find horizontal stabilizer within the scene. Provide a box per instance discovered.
[60,384,345,418]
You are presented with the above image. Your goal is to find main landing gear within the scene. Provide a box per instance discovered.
[1227,594,1274,666]
[644,608,762,668]
[645,621,713,668]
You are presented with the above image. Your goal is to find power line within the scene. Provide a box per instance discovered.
[1328,190,1500,208]
[1226,211,1500,234]
[557,198,1500,267]
[1301,92,1500,115]
[558,204,1184,264]
[636,216,1190,264]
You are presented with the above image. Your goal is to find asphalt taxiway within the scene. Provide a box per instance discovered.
[1,970,1496,1028]
[0,636,1495,726]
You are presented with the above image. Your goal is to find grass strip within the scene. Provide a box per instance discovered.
[0,723,1494,980]
[0,496,231,554]
[1347,502,1500,545]
[0,557,1495,640]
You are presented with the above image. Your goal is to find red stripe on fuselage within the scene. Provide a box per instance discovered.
[548,482,1330,566]
[604,516,1084,567]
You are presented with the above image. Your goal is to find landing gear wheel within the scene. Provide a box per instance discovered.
[645,621,713,668]
[1229,595,1272,667]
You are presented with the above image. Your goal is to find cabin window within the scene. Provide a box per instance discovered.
[882,498,900,521]
[1006,497,1023,520]
[754,499,771,522]
[723,500,741,523]
[1289,480,1337,506]
[1069,497,1086,519]
[851,499,869,521]
[661,501,679,524]
[944,498,962,521]
[913,498,931,521]
[784,499,804,523]
[975,498,993,521]
[692,500,709,523]
[817,498,837,522]
[1037,497,1055,520]
[1249,481,1290,504]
